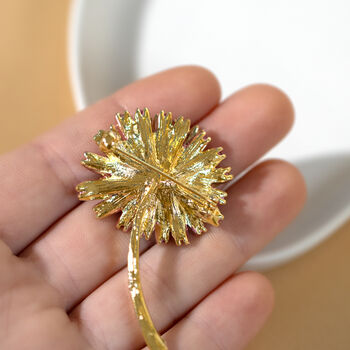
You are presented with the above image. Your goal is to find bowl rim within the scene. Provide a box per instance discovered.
[67,0,85,111]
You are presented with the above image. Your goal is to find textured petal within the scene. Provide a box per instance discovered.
[118,197,139,231]
[155,110,173,169]
[183,124,200,147]
[94,128,121,153]
[206,167,233,183]
[176,188,224,227]
[176,128,210,167]
[185,212,207,235]
[155,199,170,243]
[169,192,189,245]
[180,167,233,186]
[93,192,136,218]
[135,108,157,165]
[116,111,145,160]
[135,195,157,240]
[175,147,225,174]
[168,116,190,170]
[76,178,142,201]
[82,152,139,178]
[115,111,134,137]
[180,176,228,205]
[134,180,158,239]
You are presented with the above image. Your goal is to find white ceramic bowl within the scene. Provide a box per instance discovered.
[68,0,350,270]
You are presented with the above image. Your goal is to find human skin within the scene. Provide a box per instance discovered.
[0,66,306,350]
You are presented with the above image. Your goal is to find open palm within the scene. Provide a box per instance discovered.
[0,66,306,350]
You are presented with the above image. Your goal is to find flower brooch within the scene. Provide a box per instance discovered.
[76,109,232,349]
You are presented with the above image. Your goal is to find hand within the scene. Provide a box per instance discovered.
[0,66,306,350]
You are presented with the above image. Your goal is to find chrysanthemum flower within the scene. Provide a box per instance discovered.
[76,108,232,245]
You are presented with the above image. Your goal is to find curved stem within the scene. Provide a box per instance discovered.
[128,227,167,350]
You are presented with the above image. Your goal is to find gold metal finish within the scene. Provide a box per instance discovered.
[128,226,167,349]
[113,146,217,207]
[76,109,232,349]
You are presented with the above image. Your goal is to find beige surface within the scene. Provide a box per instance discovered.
[0,1,74,152]
[1,1,349,349]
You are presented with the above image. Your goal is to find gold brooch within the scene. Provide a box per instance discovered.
[76,108,232,349]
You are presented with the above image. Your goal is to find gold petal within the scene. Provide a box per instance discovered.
[168,116,190,170]
[176,129,210,167]
[208,188,227,205]
[135,108,157,165]
[116,111,145,160]
[94,129,121,153]
[205,167,233,183]
[82,152,139,178]
[175,188,224,227]
[76,178,142,201]
[169,192,189,245]
[175,147,225,174]
[155,110,172,168]
[134,180,158,239]
[155,199,170,243]
[182,167,233,186]
[185,212,207,235]
[183,124,200,147]
[135,195,157,240]
[179,176,228,205]
[115,110,133,136]
[118,197,139,231]
[93,192,136,218]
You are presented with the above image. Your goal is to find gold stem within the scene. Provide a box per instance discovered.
[128,227,167,350]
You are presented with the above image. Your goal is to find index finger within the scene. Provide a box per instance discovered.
[0,66,220,253]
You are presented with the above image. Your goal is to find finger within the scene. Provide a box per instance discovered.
[0,239,92,349]
[69,160,306,350]
[22,84,294,310]
[201,83,294,173]
[0,238,61,321]
[0,66,220,253]
[158,272,274,350]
